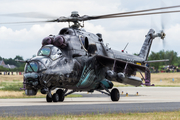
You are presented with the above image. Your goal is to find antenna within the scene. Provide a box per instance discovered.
[122,43,129,52]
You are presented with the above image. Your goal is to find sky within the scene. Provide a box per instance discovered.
[1,0,180,59]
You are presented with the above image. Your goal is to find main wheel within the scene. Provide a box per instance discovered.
[46,94,52,102]
[110,88,120,101]
[52,93,59,102]
[56,89,65,102]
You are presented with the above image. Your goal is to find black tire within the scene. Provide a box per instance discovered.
[46,94,52,102]
[52,93,59,102]
[56,89,65,102]
[110,88,120,101]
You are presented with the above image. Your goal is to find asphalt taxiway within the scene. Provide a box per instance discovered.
[0,87,180,116]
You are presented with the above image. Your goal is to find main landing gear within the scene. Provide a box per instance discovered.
[96,84,120,101]
[98,88,120,101]
[110,88,120,101]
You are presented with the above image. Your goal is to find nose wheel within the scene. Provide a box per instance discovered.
[46,89,65,102]
[46,93,52,102]
[56,89,65,102]
[52,93,59,102]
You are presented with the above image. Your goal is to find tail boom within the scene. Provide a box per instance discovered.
[138,29,165,61]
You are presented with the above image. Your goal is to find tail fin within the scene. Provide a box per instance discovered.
[138,29,155,61]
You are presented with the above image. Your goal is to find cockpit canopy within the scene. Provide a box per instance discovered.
[38,47,51,56]
[37,45,62,60]
[26,61,46,73]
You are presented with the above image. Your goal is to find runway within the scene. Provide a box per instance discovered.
[0,87,180,116]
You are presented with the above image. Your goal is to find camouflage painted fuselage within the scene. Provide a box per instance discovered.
[23,28,157,95]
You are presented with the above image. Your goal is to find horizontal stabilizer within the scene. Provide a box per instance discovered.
[145,59,169,63]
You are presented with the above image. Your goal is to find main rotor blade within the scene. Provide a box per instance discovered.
[87,5,180,19]
[0,19,57,24]
[86,10,180,20]
[1,5,180,24]
[0,12,57,19]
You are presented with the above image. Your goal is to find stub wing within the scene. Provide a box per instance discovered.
[96,55,146,73]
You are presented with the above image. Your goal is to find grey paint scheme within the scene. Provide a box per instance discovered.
[23,28,158,95]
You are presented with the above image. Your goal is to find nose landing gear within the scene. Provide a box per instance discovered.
[46,89,74,102]
[46,93,52,102]
[52,93,59,102]
[46,89,64,102]
[56,89,65,102]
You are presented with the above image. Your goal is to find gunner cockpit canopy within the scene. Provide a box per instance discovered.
[37,45,62,60]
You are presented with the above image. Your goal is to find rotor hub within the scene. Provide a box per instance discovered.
[71,11,79,17]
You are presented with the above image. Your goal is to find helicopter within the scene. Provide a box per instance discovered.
[9,5,180,102]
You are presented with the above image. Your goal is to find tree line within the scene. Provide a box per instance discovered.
[0,55,25,72]
[148,50,180,70]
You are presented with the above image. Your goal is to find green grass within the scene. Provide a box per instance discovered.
[0,80,23,91]
[0,80,82,99]
[0,111,180,120]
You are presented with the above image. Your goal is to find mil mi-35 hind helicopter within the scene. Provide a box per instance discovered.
[7,5,180,102]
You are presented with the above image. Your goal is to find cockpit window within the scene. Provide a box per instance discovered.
[26,61,38,72]
[37,46,62,60]
[50,46,62,60]
[51,47,59,55]
[38,61,46,71]
[38,47,51,56]
[25,61,46,73]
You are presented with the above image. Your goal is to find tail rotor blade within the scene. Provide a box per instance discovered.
[160,1,168,49]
